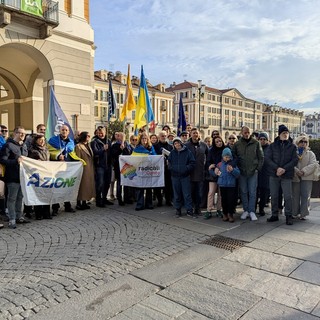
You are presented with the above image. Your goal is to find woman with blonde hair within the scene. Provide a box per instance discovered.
[292,135,318,220]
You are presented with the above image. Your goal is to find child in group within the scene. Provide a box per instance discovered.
[210,148,240,222]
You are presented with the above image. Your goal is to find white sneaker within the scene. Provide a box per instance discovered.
[241,211,249,220]
[249,212,258,221]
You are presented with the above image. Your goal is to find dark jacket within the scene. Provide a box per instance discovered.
[168,145,195,178]
[0,138,28,183]
[91,137,112,169]
[111,141,132,179]
[258,144,270,188]
[233,136,264,176]
[153,141,173,155]
[210,160,240,188]
[205,145,224,182]
[265,137,298,179]
[28,144,50,161]
[185,139,208,181]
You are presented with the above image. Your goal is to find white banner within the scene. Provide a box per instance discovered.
[20,156,83,205]
[119,155,164,188]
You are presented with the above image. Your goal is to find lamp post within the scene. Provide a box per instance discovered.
[192,80,205,131]
[273,103,280,140]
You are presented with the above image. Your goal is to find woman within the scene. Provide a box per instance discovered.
[292,135,318,220]
[226,134,238,149]
[204,136,212,148]
[204,135,225,219]
[150,134,158,146]
[75,132,95,210]
[132,132,156,210]
[28,133,51,219]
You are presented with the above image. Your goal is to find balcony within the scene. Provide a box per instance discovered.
[0,0,59,38]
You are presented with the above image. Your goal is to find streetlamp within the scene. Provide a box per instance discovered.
[192,80,205,131]
[273,103,280,140]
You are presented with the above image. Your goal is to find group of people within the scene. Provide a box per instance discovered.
[0,121,318,230]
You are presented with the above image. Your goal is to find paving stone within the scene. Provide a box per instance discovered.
[159,274,261,319]
[131,244,227,287]
[224,247,303,275]
[241,298,319,319]
[290,261,320,285]
[275,242,320,263]
[265,228,320,248]
[312,302,320,317]
[196,258,250,283]
[246,236,289,252]
[227,267,320,312]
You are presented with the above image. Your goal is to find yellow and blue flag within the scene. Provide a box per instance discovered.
[134,66,154,133]
[120,64,136,122]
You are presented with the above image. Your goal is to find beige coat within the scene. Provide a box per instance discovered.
[293,149,318,182]
[75,143,96,200]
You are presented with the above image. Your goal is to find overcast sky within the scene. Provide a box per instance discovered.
[90,0,320,114]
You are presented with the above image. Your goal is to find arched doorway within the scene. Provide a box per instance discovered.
[0,43,53,132]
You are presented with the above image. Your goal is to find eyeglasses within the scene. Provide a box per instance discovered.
[300,141,307,144]
[1,129,8,132]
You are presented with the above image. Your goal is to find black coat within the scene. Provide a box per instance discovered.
[265,137,298,179]
[0,138,28,183]
[110,142,132,179]
[90,137,112,169]
[258,144,270,188]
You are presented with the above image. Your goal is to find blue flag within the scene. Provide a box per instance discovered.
[108,79,117,121]
[45,86,74,140]
[177,95,186,136]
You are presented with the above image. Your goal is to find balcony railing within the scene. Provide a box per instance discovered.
[0,0,59,25]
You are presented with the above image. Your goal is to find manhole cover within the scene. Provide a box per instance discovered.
[201,235,247,252]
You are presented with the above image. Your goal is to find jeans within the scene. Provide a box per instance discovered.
[269,176,293,217]
[95,166,111,204]
[171,176,193,211]
[292,180,313,217]
[7,182,23,221]
[239,172,257,213]
[135,188,153,209]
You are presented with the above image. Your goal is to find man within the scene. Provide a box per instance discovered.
[233,126,264,221]
[180,131,189,144]
[91,126,113,207]
[265,125,298,225]
[211,130,220,140]
[48,125,82,214]
[0,126,29,229]
[0,125,8,149]
[154,130,173,206]
[185,128,208,217]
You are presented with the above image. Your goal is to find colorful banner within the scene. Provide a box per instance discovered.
[21,0,43,17]
[20,156,83,205]
[46,86,74,140]
[119,155,164,188]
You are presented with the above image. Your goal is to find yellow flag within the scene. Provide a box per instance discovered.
[120,64,136,121]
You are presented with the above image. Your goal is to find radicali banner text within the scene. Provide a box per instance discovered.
[119,155,164,188]
[20,157,83,205]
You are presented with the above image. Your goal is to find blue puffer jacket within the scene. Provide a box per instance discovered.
[168,145,196,178]
[210,160,240,187]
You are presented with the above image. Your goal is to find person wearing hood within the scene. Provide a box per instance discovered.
[210,148,240,222]
[234,126,264,222]
[168,137,195,217]
[0,126,29,229]
[292,135,318,220]
[265,124,298,225]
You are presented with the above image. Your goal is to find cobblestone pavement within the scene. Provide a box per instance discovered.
[0,207,207,320]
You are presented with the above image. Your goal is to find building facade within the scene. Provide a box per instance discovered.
[305,113,320,139]
[0,0,94,133]
[94,69,174,134]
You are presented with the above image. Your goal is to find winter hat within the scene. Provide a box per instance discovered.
[278,124,289,135]
[222,148,232,158]
[173,137,182,145]
[258,132,269,140]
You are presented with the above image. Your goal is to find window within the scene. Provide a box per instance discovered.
[95,90,99,100]
[94,105,99,117]
[225,110,229,115]
[101,107,107,118]
[239,101,243,106]
[185,91,188,98]
[101,91,108,102]
[225,97,229,104]
[120,93,124,104]
[212,95,216,101]
[225,120,229,127]
[232,99,236,105]
[132,110,136,120]
[232,111,236,116]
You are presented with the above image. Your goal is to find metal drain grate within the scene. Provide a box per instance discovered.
[201,235,248,252]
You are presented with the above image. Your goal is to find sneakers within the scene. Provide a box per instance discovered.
[267,215,279,222]
[249,212,258,221]
[187,210,194,217]
[16,217,31,224]
[216,210,223,218]
[175,209,182,217]
[8,220,16,229]
[109,195,116,201]
[203,211,212,220]
[241,211,249,220]
[0,223,3,229]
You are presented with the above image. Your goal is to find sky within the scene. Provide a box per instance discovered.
[90,0,320,115]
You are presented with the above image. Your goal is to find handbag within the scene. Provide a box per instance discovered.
[313,161,320,181]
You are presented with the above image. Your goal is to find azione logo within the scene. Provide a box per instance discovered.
[120,163,137,180]
[27,173,77,188]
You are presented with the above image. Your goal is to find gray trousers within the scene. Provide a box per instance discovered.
[7,182,23,222]
[269,176,293,217]
[292,180,313,217]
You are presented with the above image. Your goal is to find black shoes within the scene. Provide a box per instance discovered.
[105,200,114,205]
[258,210,266,216]
[52,210,58,216]
[65,207,76,213]
[286,216,293,225]
[118,200,125,206]
[267,215,279,222]
[175,209,182,217]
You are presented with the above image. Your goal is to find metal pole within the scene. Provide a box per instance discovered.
[198,88,201,131]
